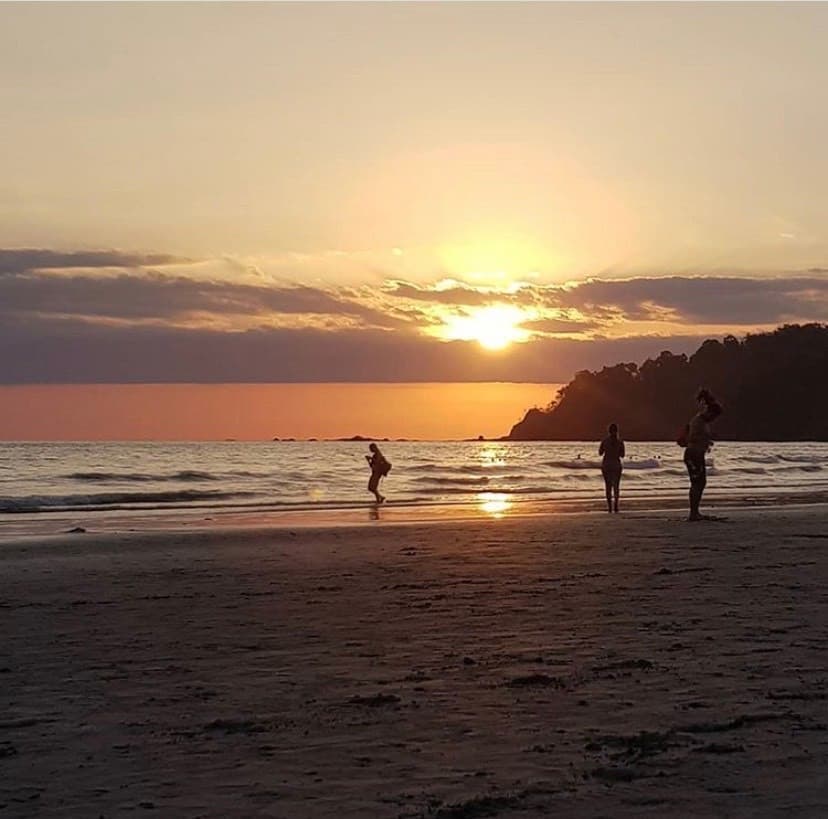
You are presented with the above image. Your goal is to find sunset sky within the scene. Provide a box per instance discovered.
[1,3,826,438]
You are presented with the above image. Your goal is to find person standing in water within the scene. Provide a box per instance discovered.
[599,423,625,513]
[679,388,723,521]
[365,443,391,504]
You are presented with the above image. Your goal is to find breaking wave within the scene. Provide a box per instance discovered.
[0,489,256,513]
[67,470,221,483]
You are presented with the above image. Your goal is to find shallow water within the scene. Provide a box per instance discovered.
[2,440,827,527]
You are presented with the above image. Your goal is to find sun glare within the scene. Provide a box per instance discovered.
[478,492,511,518]
[441,305,530,350]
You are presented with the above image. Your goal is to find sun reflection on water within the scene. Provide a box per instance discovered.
[478,492,511,518]
[479,445,507,468]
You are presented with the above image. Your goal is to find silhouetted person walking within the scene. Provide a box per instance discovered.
[599,423,625,513]
[365,443,391,504]
[679,388,723,521]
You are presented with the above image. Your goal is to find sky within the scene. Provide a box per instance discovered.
[0,382,561,440]
[1,2,827,401]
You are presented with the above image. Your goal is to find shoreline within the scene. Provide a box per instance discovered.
[2,489,828,544]
[2,499,828,559]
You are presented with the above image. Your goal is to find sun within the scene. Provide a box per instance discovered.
[441,305,530,350]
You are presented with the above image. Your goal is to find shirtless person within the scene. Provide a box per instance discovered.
[681,389,723,521]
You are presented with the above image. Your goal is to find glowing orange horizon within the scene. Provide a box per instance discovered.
[0,383,561,441]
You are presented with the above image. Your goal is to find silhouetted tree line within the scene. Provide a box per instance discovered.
[507,324,828,441]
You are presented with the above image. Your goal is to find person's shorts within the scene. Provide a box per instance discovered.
[368,472,381,491]
[683,449,706,484]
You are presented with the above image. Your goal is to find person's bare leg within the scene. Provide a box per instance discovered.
[369,477,382,504]
[685,453,706,521]
[688,480,705,520]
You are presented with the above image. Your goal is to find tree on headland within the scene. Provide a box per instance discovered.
[506,324,828,441]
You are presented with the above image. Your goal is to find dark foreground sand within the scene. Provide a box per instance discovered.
[1,507,827,818]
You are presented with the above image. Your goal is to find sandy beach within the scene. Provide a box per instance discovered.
[2,506,827,818]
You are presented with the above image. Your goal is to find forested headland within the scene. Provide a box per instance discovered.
[507,324,828,441]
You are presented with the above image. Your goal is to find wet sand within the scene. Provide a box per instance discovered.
[1,507,827,817]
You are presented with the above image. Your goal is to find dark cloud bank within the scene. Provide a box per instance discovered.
[0,247,824,383]
[0,316,708,383]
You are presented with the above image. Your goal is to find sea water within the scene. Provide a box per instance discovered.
[2,440,827,529]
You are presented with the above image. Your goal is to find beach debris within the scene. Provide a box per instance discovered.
[0,717,56,730]
[589,765,640,783]
[692,743,745,754]
[593,658,653,673]
[766,688,826,701]
[505,673,565,689]
[589,729,678,761]
[203,718,269,735]
[66,526,86,534]
[403,670,430,682]
[0,742,18,759]
[682,712,793,734]
[430,793,523,818]
[347,693,401,707]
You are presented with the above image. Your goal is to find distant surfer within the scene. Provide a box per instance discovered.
[365,443,391,504]
[678,388,723,521]
[599,423,625,513]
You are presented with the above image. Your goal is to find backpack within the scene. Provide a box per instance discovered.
[380,460,392,477]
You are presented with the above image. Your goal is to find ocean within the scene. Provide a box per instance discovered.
[2,440,827,532]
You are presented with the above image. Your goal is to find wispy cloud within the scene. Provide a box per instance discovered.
[378,274,828,331]
[0,248,192,276]
[0,266,408,330]
[554,275,828,325]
